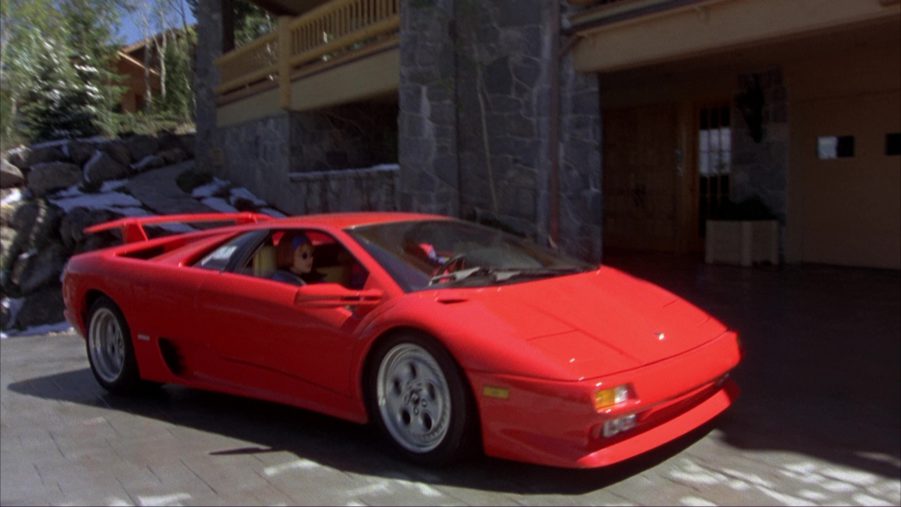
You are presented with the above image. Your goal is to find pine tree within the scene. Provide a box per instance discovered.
[60,0,126,136]
[3,0,126,143]
[18,37,100,142]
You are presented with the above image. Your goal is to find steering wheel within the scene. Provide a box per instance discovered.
[432,253,468,279]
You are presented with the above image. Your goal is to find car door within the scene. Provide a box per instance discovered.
[193,227,377,407]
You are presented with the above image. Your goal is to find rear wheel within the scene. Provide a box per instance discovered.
[367,333,477,465]
[86,296,145,394]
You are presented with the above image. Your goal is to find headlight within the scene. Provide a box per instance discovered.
[593,385,630,411]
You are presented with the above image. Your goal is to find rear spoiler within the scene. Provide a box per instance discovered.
[84,212,274,244]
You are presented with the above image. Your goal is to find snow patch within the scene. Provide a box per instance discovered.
[1,321,72,339]
[49,192,142,213]
[1,298,25,335]
[53,184,84,198]
[191,177,229,198]
[1,188,22,206]
[82,150,104,183]
[229,187,266,207]
[201,197,237,213]
[100,179,128,192]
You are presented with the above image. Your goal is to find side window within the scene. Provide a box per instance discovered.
[243,229,369,289]
[194,231,264,271]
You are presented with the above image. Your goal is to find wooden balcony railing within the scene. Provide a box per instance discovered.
[214,0,400,103]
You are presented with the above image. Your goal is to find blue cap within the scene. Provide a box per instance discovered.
[292,235,309,249]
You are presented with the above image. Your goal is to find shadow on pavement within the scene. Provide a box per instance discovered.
[603,252,901,482]
[8,366,716,496]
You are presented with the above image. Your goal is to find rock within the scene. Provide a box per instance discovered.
[131,154,165,172]
[0,226,18,283]
[59,207,117,250]
[158,132,182,151]
[16,241,68,294]
[100,140,131,166]
[159,148,187,165]
[1,159,25,188]
[75,230,120,254]
[10,200,64,252]
[0,296,22,330]
[125,134,159,161]
[10,200,38,231]
[83,150,129,187]
[178,133,196,158]
[5,146,29,169]
[27,162,82,197]
[65,140,97,166]
[24,145,66,169]
[1,195,21,227]
[15,284,65,329]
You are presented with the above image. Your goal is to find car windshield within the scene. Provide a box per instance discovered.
[347,220,596,292]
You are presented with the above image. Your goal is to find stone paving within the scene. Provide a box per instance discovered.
[1,256,899,506]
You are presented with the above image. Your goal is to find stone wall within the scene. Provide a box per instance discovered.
[731,66,789,222]
[209,108,399,216]
[399,0,602,261]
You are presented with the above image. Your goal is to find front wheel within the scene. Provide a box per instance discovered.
[367,333,477,465]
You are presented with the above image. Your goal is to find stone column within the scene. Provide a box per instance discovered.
[398,0,602,260]
[398,0,460,216]
[194,0,226,173]
[558,45,602,261]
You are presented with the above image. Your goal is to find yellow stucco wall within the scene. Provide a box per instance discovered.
[785,29,901,269]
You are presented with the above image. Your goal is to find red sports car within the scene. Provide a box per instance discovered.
[62,212,741,469]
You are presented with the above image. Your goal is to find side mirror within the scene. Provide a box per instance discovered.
[294,283,383,308]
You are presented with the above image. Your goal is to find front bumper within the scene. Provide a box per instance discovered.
[469,331,741,469]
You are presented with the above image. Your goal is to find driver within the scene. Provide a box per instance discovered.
[271,235,326,285]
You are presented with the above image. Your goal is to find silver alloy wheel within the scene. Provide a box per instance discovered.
[376,343,452,453]
[88,307,126,383]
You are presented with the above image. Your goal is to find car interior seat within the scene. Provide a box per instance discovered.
[253,245,278,278]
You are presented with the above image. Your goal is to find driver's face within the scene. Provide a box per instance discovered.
[292,244,314,274]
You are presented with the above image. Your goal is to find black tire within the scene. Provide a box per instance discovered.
[85,296,146,395]
[366,332,478,466]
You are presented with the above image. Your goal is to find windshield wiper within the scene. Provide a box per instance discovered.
[506,267,586,277]
[428,266,495,286]
[428,266,586,287]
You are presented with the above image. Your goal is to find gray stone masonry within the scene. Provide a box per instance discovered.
[398,0,460,217]
[194,0,224,174]
[209,104,398,216]
[399,0,602,261]
[196,0,602,261]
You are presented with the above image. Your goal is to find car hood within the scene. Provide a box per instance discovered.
[439,267,728,380]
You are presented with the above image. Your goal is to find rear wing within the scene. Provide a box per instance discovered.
[84,212,274,244]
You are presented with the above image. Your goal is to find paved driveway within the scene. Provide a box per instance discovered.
[2,257,899,506]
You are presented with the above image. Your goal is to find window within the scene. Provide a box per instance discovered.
[817,135,855,159]
[698,104,732,236]
[242,229,369,290]
[194,231,265,271]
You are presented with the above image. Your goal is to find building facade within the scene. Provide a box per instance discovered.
[194,0,900,268]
